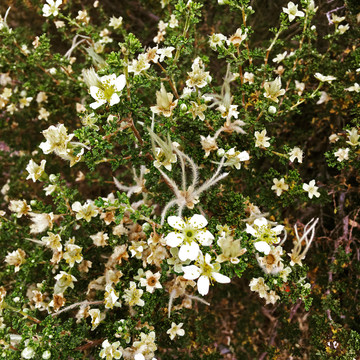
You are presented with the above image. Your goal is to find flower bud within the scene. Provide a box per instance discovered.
[268,106,277,114]
[180,103,187,111]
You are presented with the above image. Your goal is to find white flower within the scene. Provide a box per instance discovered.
[99,340,122,360]
[282,2,305,22]
[209,33,227,49]
[227,28,247,46]
[109,16,123,29]
[331,14,345,24]
[295,80,305,95]
[21,346,35,359]
[249,277,269,298]
[39,124,74,156]
[157,47,175,62]
[5,249,26,272]
[8,200,31,218]
[264,77,285,103]
[189,101,207,121]
[314,73,336,83]
[271,178,289,196]
[71,201,99,222]
[89,309,105,330]
[186,57,211,88]
[167,322,185,340]
[329,134,339,143]
[90,231,109,247]
[38,107,50,121]
[303,180,320,199]
[41,232,62,251]
[345,83,360,93]
[223,147,249,169]
[169,14,179,28]
[254,129,270,148]
[182,253,230,296]
[257,246,284,275]
[289,146,303,163]
[42,0,62,17]
[243,72,254,84]
[44,184,56,196]
[337,24,350,34]
[316,91,331,104]
[245,217,284,255]
[104,284,121,309]
[90,74,126,109]
[150,83,178,117]
[273,51,287,63]
[165,214,214,261]
[42,351,51,359]
[63,239,83,267]
[200,135,218,158]
[334,148,350,162]
[346,128,359,146]
[122,281,144,307]
[139,270,162,293]
[54,271,77,294]
[26,159,46,182]
[29,212,54,234]
[128,54,150,75]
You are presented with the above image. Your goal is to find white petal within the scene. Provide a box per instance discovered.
[167,216,185,230]
[212,271,231,284]
[272,225,284,235]
[188,214,208,229]
[178,242,199,261]
[245,224,257,236]
[165,232,184,247]
[71,202,82,212]
[254,241,271,255]
[204,253,212,265]
[195,230,214,246]
[115,74,126,91]
[109,93,120,106]
[90,86,100,100]
[197,275,210,296]
[90,100,105,109]
[182,265,201,280]
[39,141,51,154]
[254,217,267,227]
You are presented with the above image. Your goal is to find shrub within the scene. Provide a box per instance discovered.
[0,0,359,359]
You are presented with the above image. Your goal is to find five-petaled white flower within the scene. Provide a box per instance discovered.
[264,77,285,103]
[167,322,185,340]
[345,83,360,93]
[90,74,126,109]
[26,159,46,182]
[314,73,336,83]
[303,180,320,199]
[245,217,284,255]
[282,2,305,22]
[54,271,77,294]
[271,178,289,196]
[288,147,303,163]
[182,253,230,296]
[254,129,271,148]
[165,215,214,262]
[209,33,227,49]
[346,128,359,147]
[39,124,74,156]
[42,0,62,17]
[334,148,349,162]
[273,51,287,63]
[99,339,122,360]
